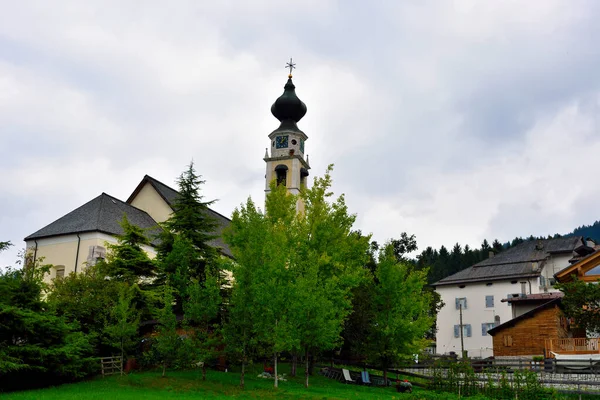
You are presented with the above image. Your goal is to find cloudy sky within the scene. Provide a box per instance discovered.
[2,1,600,267]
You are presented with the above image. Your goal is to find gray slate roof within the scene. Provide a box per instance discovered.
[24,193,160,242]
[433,236,583,286]
[127,175,232,258]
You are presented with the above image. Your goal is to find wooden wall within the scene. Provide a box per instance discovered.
[492,305,564,357]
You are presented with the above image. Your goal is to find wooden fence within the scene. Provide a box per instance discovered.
[100,356,123,377]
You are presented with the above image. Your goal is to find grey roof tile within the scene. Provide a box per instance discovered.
[24,193,160,242]
[434,237,583,286]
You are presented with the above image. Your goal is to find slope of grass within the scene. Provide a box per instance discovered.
[2,365,480,400]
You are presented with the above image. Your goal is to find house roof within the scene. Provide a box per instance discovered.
[555,247,600,283]
[24,193,160,242]
[487,297,562,336]
[501,292,563,303]
[127,175,232,258]
[433,237,583,287]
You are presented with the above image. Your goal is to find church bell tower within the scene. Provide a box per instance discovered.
[264,60,310,211]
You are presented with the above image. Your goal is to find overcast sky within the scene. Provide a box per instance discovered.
[2,1,600,267]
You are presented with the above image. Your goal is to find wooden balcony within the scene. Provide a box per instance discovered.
[546,338,600,356]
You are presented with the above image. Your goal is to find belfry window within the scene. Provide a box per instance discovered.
[274,164,288,186]
[300,167,309,188]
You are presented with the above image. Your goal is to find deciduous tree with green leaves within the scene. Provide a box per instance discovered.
[155,285,182,377]
[556,277,600,335]
[365,243,433,384]
[103,284,140,373]
[183,269,221,381]
[225,166,370,388]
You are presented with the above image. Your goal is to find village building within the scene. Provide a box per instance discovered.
[433,236,591,358]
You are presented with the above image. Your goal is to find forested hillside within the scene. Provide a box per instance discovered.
[413,219,600,284]
[566,221,600,242]
[414,235,562,284]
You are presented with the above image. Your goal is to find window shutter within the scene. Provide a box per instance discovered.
[454,325,460,338]
[466,324,472,337]
[455,298,459,310]
[463,298,467,309]
[482,323,487,336]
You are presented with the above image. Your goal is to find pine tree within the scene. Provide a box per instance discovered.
[157,162,218,284]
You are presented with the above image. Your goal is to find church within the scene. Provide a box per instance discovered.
[25,67,311,281]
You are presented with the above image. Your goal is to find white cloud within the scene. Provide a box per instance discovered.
[2,1,600,267]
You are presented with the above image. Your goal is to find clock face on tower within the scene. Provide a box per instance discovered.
[275,135,289,149]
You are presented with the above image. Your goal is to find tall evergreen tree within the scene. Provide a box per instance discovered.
[157,162,218,284]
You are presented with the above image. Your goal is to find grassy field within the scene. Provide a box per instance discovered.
[2,364,474,400]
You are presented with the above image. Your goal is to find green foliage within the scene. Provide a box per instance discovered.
[555,277,600,334]
[155,285,184,376]
[103,284,141,363]
[183,271,222,380]
[364,243,433,383]
[157,161,218,284]
[47,264,121,354]
[225,166,370,388]
[100,216,156,284]
[0,257,95,391]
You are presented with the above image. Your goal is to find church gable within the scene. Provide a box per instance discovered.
[127,176,174,224]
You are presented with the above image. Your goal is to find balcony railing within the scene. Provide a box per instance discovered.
[546,338,600,355]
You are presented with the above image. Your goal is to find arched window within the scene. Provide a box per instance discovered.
[275,164,288,186]
[300,168,309,188]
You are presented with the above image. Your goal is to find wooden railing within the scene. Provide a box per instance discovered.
[546,338,600,355]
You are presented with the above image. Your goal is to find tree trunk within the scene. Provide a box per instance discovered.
[240,359,245,389]
[162,362,166,377]
[304,348,310,388]
[274,352,278,388]
[291,353,297,377]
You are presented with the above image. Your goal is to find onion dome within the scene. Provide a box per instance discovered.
[271,78,307,124]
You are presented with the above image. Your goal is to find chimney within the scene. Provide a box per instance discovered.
[488,251,494,258]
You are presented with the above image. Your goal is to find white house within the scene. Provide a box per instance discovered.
[433,236,593,358]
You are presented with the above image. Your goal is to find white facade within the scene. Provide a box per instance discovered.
[435,253,572,358]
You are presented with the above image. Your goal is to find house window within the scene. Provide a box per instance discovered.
[454,324,472,338]
[503,335,513,347]
[481,322,495,336]
[87,245,106,266]
[55,266,65,279]
[485,295,494,308]
[494,315,501,326]
[455,297,467,310]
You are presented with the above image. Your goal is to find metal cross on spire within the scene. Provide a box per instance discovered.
[285,57,296,77]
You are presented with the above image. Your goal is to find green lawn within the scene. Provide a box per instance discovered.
[2,365,476,400]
